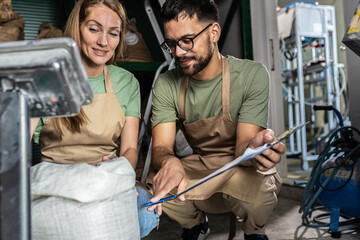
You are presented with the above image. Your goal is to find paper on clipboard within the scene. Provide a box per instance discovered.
[142,122,308,207]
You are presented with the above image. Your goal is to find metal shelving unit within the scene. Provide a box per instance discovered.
[279,3,341,170]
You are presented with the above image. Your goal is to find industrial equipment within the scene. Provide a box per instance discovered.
[278,2,345,170]
[298,2,360,237]
[138,0,175,183]
[299,105,360,238]
[0,38,92,240]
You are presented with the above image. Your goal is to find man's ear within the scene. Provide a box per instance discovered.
[210,22,221,43]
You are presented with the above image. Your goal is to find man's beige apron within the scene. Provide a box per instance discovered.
[39,65,125,165]
[177,57,265,203]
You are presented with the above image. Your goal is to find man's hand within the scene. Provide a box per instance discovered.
[149,122,182,214]
[248,129,286,172]
[147,156,187,214]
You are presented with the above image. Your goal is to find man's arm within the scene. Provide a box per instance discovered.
[235,122,263,158]
[236,122,285,171]
[148,122,188,212]
[151,122,177,170]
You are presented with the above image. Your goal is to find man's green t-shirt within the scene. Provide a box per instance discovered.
[33,65,141,143]
[151,56,269,128]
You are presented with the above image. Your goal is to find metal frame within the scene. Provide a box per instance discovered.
[0,93,30,240]
[144,0,172,65]
[138,61,170,183]
[250,0,287,176]
[139,0,174,182]
[0,38,92,240]
[281,3,341,170]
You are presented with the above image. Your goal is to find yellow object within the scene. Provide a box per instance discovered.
[347,6,360,34]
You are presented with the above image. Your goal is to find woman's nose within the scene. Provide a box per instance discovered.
[97,33,108,46]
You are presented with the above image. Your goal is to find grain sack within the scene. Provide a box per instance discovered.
[36,22,63,40]
[31,157,140,240]
[0,18,24,42]
[0,0,25,42]
[0,0,17,22]
[117,19,153,62]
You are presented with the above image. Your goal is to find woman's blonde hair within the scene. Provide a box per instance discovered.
[64,0,127,64]
[56,0,127,134]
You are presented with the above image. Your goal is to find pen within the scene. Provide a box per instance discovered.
[141,122,308,208]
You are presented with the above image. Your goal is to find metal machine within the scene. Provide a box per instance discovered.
[299,105,360,238]
[278,2,345,170]
[298,2,360,238]
[0,38,92,240]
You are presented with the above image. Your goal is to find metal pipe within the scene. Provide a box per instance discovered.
[144,0,172,64]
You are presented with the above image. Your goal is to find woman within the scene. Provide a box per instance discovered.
[31,0,158,238]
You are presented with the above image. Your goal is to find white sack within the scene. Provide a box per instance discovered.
[31,157,140,240]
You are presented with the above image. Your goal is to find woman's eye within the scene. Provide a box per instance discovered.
[109,32,119,37]
[89,27,99,32]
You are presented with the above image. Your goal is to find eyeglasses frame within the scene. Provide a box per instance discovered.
[160,23,213,54]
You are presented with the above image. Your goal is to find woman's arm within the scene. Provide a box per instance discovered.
[119,116,140,169]
[30,118,40,140]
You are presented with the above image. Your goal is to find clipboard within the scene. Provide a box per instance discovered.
[142,122,308,207]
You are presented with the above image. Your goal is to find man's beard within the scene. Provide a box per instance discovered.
[176,40,213,77]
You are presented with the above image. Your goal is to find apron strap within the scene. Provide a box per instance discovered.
[103,65,115,94]
[221,57,230,116]
[179,76,188,121]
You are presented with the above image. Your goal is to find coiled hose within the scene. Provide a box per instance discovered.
[299,126,360,229]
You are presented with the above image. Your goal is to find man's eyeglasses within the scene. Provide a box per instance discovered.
[160,23,213,54]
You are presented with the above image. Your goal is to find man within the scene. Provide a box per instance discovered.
[146,1,285,239]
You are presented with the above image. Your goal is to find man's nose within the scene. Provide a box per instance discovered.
[174,44,187,56]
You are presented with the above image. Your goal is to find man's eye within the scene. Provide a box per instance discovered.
[166,41,176,47]
[180,39,192,45]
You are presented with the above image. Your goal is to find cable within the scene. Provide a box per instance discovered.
[284,49,297,61]
[281,83,323,106]
[337,66,347,99]
[342,87,350,120]
[300,126,359,208]
[299,126,360,230]
[282,65,348,113]
[317,155,356,191]
[284,1,318,9]
[318,66,331,94]
[338,66,350,120]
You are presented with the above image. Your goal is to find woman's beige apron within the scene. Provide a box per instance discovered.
[177,57,264,203]
[39,65,125,165]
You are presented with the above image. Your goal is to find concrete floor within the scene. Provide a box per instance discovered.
[143,189,360,240]
[143,158,360,240]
